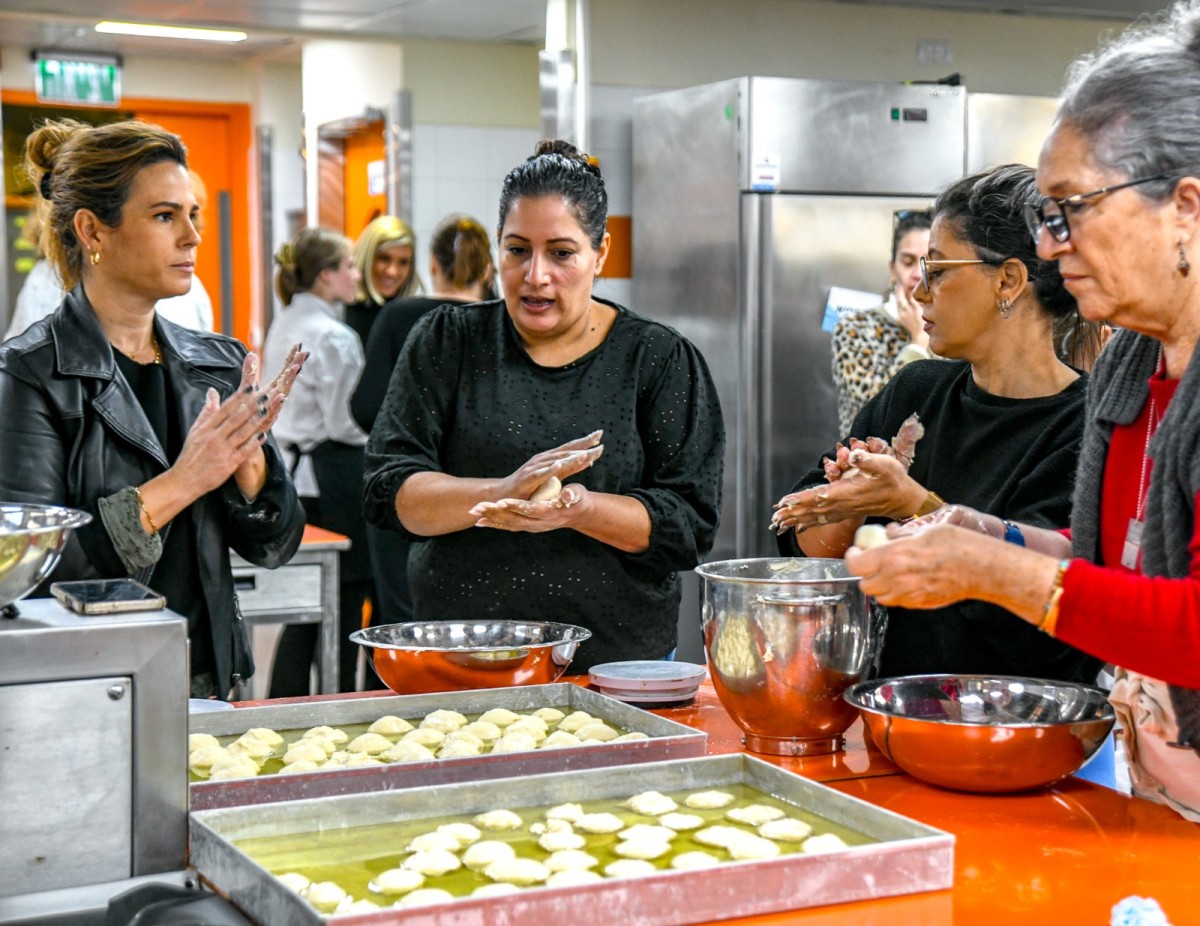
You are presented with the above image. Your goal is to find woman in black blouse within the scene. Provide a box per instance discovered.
[363,141,725,671]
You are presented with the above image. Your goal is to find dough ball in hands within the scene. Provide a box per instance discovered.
[853,524,890,550]
[529,476,562,502]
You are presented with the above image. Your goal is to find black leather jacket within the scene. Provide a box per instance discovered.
[0,287,305,693]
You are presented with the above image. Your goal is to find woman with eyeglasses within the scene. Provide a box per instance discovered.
[773,164,1097,684]
[844,0,1200,822]
[830,209,933,434]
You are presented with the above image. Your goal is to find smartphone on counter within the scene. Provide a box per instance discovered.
[51,578,166,615]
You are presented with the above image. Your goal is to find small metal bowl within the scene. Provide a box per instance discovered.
[844,674,1115,793]
[350,620,593,694]
[1,502,92,609]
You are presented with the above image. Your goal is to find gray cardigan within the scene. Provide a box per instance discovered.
[1071,327,1200,579]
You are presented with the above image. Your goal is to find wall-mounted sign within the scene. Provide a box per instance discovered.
[33,51,122,106]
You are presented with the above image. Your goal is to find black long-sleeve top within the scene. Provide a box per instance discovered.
[363,298,726,671]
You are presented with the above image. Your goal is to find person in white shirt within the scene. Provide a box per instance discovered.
[262,227,370,695]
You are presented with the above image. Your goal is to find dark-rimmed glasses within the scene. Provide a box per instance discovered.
[1023,174,1171,244]
[918,255,1001,292]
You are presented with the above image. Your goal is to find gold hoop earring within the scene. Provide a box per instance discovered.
[997,297,1013,319]
[90,251,101,266]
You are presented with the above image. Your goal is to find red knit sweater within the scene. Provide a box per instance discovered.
[1057,374,1200,687]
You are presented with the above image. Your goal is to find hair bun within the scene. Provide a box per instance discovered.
[274,241,296,273]
[532,138,601,177]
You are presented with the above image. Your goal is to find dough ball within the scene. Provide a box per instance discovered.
[473,809,524,831]
[188,744,227,774]
[401,848,461,877]
[368,715,415,735]
[207,754,260,780]
[726,834,782,861]
[538,829,586,852]
[483,857,550,886]
[278,759,323,774]
[436,822,481,847]
[472,882,522,897]
[545,802,585,823]
[546,869,604,887]
[282,741,328,766]
[610,731,651,743]
[437,739,483,759]
[341,900,380,913]
[574,812,625,834]
[725,804,786,826]
[671,851,722,870]
[532,707,566,724]
[395,888,454,907]
[801,833,850,854]
[325,751,352,767]
[402,727,446,748]
[504,718,548,741]
[242,727,284,748]
[188,733,219,752]
[556,711,595,733]
[344,754,384,767]
[619,824,676,842]
[295,735,337,757]
[685,790,735,810]
[443,730,484,748]
[302,725,348,744]
[460,720,502,742]
[758,818,813,842]
[693,825,751,849]
[614,838,672,860]
[853,524,890,550]
[528,475,562,502]
[304,881,346,912]
[490,733,538,754]
[276,872,309,894]
[406,831,461,853]
[530,818,572,837]
[477,708,522,727]
[575,721,620,742]
[382,740,435,764]
[541,731,583,749]
[227,736,273,761]
[462,840,517,872]
[346,733,393,755]
[420,709,468,732]
[626,790,678,816]
[543,849,600,872]
[660,812,705,832]
[369,867,425,896]
[603,859,657,878]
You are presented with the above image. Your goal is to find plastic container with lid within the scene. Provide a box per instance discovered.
[588,660,707,706]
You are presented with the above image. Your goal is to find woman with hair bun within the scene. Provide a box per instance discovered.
[351,213,496,633]
[845,0,1200,821]
[345,215,422,349]
[263,227,370,695]
[0,119,306,699]
[364,141,725,672]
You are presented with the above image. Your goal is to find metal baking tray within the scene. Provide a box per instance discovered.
[189,684,707,810]
[191,754,952,924]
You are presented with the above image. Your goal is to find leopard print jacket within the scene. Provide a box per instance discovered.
[831,306,913,434]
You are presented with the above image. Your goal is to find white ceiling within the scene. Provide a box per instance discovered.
[0,0,1170,64]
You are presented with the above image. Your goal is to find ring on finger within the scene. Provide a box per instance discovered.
[817,513,828,525]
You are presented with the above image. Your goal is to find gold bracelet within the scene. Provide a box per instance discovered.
[1038,559,1070,636]
[913,490,945,518]
[134,486,159,536]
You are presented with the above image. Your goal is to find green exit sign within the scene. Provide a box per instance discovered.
[34,54,122,106]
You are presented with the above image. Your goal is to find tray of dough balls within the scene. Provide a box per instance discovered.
[189,753,953,924]
[188,684,707,810]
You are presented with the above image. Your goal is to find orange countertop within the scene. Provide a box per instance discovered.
[235,680,1199,925]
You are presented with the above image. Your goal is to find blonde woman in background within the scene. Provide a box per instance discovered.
[264,228,370,696]
[344,215,422,349]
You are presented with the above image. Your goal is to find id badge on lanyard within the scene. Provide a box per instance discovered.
[1121,518,1144,571]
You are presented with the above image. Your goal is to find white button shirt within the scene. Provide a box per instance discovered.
[262,291,367,497]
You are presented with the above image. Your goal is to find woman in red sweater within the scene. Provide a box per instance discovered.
[845,0,1200,823]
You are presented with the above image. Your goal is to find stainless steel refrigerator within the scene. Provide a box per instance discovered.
[633,77,967,565]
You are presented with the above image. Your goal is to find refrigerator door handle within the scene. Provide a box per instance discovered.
[738,193,773,558]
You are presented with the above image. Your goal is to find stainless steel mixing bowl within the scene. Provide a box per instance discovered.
[0,502,92,609]
[696,557,886,756]
[844,674,1116,792]
[350,620,593,694]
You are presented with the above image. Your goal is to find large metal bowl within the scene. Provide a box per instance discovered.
[696,558,886,757]
[350,620,593,694]
[0,502,92,609]
[844,674,1115,793]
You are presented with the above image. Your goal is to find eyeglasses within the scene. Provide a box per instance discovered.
[918,255,1001,292]
[1023,174,1171,243]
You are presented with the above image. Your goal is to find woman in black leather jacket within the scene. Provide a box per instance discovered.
[0,119,307,699]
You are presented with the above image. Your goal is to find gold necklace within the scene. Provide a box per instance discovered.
[114,333,163,365]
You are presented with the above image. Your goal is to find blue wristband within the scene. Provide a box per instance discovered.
[1003,520,1025,546]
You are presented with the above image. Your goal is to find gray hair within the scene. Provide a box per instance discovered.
[1056,0,1200,199]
